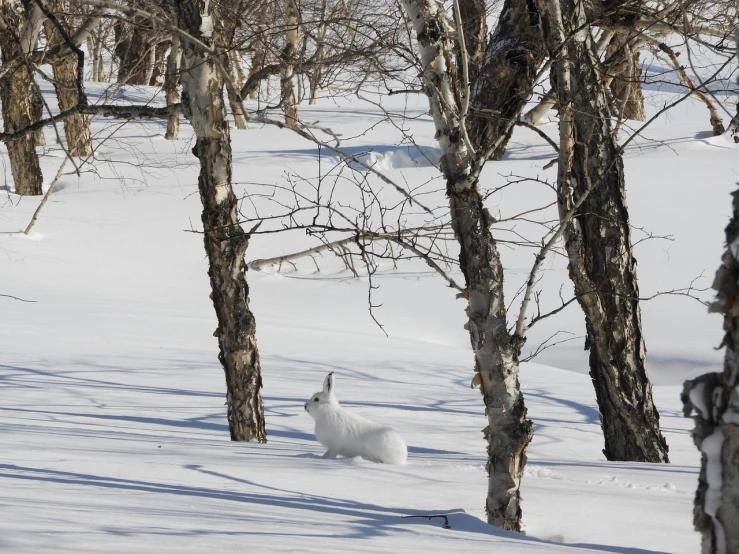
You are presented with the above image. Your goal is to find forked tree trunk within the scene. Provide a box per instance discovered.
[280,0,299,125]
[163,33,181,140]
[43,3,93,157]
[467,0,548,160]
[0,0,43,196]
[544,0,669,462]
[176,0,266,442]
[404,0,532,532]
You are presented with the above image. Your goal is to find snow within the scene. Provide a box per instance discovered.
[1,70,737,552]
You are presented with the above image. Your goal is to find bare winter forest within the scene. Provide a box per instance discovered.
[1,0,738,552]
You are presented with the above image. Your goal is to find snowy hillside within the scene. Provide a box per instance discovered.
[1,75,737,552]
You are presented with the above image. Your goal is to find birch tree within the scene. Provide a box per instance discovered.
[681,29,739,553]
[0,0,43,195]
[170,0,267,442]
[43,0,94,157]
[543,0,669,462]
[403,0,533,531]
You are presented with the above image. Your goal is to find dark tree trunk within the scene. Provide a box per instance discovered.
[174,0,267,442]
[467,0,547,160]
[0,2,43,196]
[44,7,93,157]
[682,52,739,553]
[114,18,153,86]
[545,0,669,462]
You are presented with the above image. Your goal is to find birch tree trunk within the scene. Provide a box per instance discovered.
[605,33,645,122]
[174,0,267,442]
[164,32,180,140]
[682,189,739,554]
[545,0,669,462]
[88,24,105,82]
[280,0,299,125]
[0,0,43,196]
[43,2,93,157]
[308,0,327,105]
[682,37,739,554]
[404,0,532,531]
[467,0,547,160]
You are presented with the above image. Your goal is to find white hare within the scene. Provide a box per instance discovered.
[304,372,408,464]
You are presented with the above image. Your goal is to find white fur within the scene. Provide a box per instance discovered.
[304,372,408,465]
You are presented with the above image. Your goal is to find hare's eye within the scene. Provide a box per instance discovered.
[313,398,319,402]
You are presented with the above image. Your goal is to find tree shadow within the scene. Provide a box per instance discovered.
[0,463,673,552]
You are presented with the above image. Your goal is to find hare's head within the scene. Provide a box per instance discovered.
[304,372,338,418]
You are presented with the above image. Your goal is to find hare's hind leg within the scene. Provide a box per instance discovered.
[322,450,338,459]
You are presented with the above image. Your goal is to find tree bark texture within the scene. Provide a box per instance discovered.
[29,78,45,146]
[467,0,547,160]
[280,0,299,125]
[0,0,43,196]
[681,40,739,553]
[457,0,487,86]
[174,0,267,442]
[683,189,739,554]
[605,33,645,122]
[404,0,533,532]
[114,15,153,86]
[43,2,93,157]
[545,0,669,463]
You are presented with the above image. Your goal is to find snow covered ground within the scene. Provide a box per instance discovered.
[1,73,737,552]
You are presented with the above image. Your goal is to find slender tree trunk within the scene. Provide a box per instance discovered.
[87,29,105,82]
[308,0,327,105]
[164,32,181,140]
[280,0,299,125]
[226,62,248,129]
[148,41,168,86]
[404,0,532,531]
[43,4,93,157]
[175,0,266,442]
[467,0,548,160]
[0,0,43,196]
[457,0,487,85]
[226,50,248,129]
[545,0,669,462]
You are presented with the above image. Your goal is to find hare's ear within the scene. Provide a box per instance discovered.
[323,372,335,395]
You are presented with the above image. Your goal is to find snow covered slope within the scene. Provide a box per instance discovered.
[1,79,736,552]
